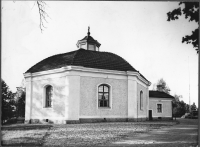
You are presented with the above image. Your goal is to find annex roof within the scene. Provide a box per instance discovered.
[149,90,174,99]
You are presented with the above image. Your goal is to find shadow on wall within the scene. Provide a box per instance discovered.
[28,78,68,123]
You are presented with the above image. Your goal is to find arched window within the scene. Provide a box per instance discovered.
[98,84,110,107]
[140,91,143,110]
[45,85,53,108]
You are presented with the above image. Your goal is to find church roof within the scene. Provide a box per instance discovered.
[149,90,174,99]
[25,49,148,81]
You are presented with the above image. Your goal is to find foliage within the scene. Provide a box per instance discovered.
[185,103,190,113]
[15,87,26,117]
[172,95,186,117]
[1,79,16,124]
[172,94,194,118]
[156,78,170,94]
[167,2,199,53]
[191,102,197,111]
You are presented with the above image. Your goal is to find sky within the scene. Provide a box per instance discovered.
[2,1,198,106]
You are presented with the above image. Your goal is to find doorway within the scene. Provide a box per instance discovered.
[149,110,153,120]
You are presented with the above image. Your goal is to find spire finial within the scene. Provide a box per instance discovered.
[87,26,90,36]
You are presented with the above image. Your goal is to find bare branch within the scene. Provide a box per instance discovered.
[36,1,49,33]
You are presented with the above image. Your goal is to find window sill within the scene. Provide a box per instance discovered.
[43,107,53,109]
[98,107,111,110]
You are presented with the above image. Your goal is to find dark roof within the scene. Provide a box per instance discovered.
[25,49,149,82]
[149,90,174,99]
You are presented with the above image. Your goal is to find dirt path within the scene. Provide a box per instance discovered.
[108,118,198,147]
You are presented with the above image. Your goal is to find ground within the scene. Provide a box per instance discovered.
[1,118,198,146]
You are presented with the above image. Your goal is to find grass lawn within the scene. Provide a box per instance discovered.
[1,122,176,146]
[2,128,48,146]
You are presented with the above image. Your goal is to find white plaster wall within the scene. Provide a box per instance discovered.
[25,77,32,122]
[149,98,172,117]
[137,83,148,118]
[67,75,80,120]
[127,78,137,118]
[30,76,67,120]
[80,76,128,118]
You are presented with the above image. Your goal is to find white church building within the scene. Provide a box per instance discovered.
[24,28,152,124]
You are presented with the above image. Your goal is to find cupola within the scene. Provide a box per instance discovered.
[76,27,101,51]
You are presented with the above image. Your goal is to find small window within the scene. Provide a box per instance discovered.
[88,44,95,51]
[98,84,109,107]
[140,91,143,110]
[157,104,162,113]
[45,85,53,108]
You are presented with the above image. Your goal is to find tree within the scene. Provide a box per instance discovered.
[191,102,197,111]
[185,103,190,113]
[156,78,170,94]
[1,79,16,124]
[172,95,183,118]
[172,94,190,118]
[167,2,199,53]
[14,87,26,118]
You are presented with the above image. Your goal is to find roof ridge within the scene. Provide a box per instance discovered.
[70,49,80,65]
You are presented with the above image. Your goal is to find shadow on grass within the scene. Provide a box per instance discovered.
[1,136,43,146]
[1,127,52,146]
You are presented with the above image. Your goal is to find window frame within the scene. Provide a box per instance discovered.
[43,85,54,108]
[97,83,112,109]
[157,103,162,113]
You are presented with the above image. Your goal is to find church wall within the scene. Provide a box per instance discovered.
[30,76,67,123]
[149,98,172,119]
[79,76,128,119]
[24,77,32,123]
[67,75,80,121]
[137,83,148,120]
[24,66,150,124]
[127,78,137,120]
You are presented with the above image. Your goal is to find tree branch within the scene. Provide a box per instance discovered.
[167,2,199,53]
[36,1,49,33]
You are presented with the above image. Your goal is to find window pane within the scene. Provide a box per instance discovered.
[99,86,103,92]
[104,93,109,100]
[98,93,103,99]
[46,86,53,107]
[102,95,106,100]
[104,86,109,92]
[88,44,95,50]
[157,104,162,112]
[103,100,108,107]
[100,100,103,107]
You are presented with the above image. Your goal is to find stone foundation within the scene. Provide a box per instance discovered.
[152,117,173,121]
[28,119,67,124]
[26,117,148,124]
[79,118,129,123]
[128,117,147,122]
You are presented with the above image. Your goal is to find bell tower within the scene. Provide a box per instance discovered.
[76,27,101,51]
